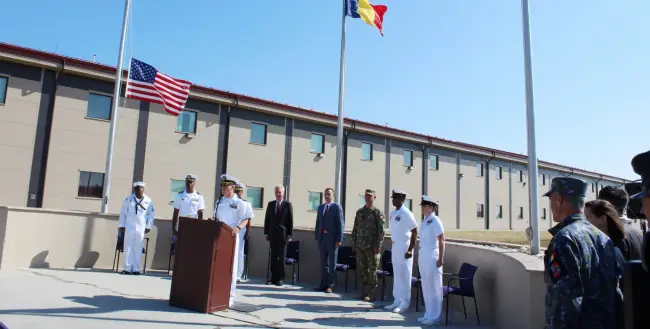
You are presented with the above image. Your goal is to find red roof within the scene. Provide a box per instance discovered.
[0,42,628,182]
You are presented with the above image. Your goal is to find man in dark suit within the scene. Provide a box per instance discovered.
[314,187,344,293]
[264,185,293,286]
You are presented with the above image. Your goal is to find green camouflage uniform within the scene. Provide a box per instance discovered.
[351,195,386,300]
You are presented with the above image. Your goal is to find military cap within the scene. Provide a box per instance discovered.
[390,189,407,198]
[630,150,650,199]
[420,195,439,206]
[542,177,588,198]
[220,174,239,186]
[133,181,146,188]
[364,189,376,196]
[185,174,197,182]
[234,182,246,192]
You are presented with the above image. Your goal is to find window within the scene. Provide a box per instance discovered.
[359,195,366,207]
[429,154,439,170]
[518,170,524,182]
[540,174,546,186]
[0,76,7,104]
[476,162,484,177]
[599,184,604,191]
[86,93,112,120]
[250,122,267,145]
[403,150,413,167]
[518,206,524,219]
[495,166,503,180]
[308,191,322,211]
[405,199,412,211]
[591,183,595,192]
[247,187,263,208]
[77,171,105,198]
[542,208,547,220]
[476,203,484,218]
[311,133,325,153]
[496,205,503,219]
[176,111,197,134]
[170,179,185,203]
[361,142,373,161]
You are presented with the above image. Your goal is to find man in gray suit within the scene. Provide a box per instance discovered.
[314,187,344,293]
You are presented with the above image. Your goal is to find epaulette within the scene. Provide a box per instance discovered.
[197,192,202,195]
[177,191,183,194]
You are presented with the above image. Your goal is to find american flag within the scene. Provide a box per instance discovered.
[126,58,192,116]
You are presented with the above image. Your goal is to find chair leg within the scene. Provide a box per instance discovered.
[168,252,173,275]
[445,296,450,325]
[116,252,121,273]
[354,270,358,290]
[461,296,467,319]
[292,264,297,285]
[113,249,118,272]
[473,297,480,325]
[381,276,385,301]
[416,283,420,312]
[266,249,271,284]
[143,239,149,274]
[297,262,301,283]
[345,271,349,293]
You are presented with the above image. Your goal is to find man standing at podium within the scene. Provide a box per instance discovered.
[234,182,254,282]
[118,181,155,275]
[172,174,206,238]
[213,174,250,307]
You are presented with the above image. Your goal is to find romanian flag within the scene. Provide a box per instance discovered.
[345,0,388,36]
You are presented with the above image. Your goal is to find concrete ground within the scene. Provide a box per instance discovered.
[0,268,488,329]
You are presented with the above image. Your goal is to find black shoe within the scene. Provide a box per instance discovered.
[313,286,327,292]
[121,270,131,275]
[274,281,284,286]
[132,271,141,275]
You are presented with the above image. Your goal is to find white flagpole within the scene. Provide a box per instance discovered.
[334,0,347,204]
[101,0,131,214]
[521,0,541,255]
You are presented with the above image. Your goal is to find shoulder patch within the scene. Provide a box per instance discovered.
[197,192,202,195]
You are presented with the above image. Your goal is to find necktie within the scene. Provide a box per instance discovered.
[321,204,329,233]
[276,201,280,216]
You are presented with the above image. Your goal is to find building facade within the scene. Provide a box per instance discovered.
[0,42,627,231]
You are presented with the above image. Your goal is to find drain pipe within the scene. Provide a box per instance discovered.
[594,174,604,196]
[341,120,355,213]
[485,151,496,229]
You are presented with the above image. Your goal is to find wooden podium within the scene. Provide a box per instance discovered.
[169,217,236,313]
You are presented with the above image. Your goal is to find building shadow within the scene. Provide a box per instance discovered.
[30,250,50,268]
[74,251,100,269]
[0,295,185,316]
[236,284,305,293]
[247,292,344,302]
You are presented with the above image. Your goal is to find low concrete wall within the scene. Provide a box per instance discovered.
[0,206,545,329]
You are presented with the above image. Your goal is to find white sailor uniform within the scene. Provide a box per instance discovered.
[418,203,444,324]
[118,189,155,273]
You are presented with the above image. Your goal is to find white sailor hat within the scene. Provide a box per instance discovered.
[390,189,407,198]
[220,174,239,186]
[420,195,439,206]
[133,181,146,188]
[185,174,198,181]
[234,182,246,192]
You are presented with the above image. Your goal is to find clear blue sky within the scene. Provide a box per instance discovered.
[2,0,648,180]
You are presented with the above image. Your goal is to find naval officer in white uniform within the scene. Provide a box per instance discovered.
[384,189,418,313]
[213,174,250,307]
[118,181,155,274]
[234,182,254,281]
[418,196,445,325]
[172,174,205,238]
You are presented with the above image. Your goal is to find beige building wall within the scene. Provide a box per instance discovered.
[344,134,387,230]
[389,141,423,222]
[427,148,458,230]
[0,69,41,207]
[142,102,219,217]
[227,110,285,221]
[458,153,486,229]
[43,80,137,213]
[489,160,511,230]
[290,121,337,229]
[510,164,529,230]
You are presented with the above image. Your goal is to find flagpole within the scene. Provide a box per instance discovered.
[334,0,347,204]
[521,0,540,255]
[101,0,131,214]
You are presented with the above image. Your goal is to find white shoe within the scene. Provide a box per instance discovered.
[384,302,399,310]
[421,319,441,325]
[392,303,409,314]
[417,317,427,322]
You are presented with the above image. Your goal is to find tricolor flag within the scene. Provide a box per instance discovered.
[345,0,388,36]
[126,58,192,116]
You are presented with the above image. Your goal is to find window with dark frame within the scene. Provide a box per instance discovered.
[78,171,105,198]
[361,142,373,161]
[518,206,524,219]
[176,111,197,134]
[0,76,8,104]
[429,154,439,170]
[170,179,185,203]
[405,199,413,211]
[476,203,484,218]
[308,191,323,211]
[403,150,413,167]
[250,122,267,145]
[476,162,484,177]
[311,133,325,153]
[518,170,524,182]
[495,166,503,180]
[496,205,503,219]
[86,93,112,120]
[247,187,264,208]
[540,174,546,186]
[542,208,547,220]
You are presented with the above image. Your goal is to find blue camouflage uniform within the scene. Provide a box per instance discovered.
[543,177,623,329]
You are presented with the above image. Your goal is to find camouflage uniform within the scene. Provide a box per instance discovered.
[543,177,623,329]
[351,189,386,300]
